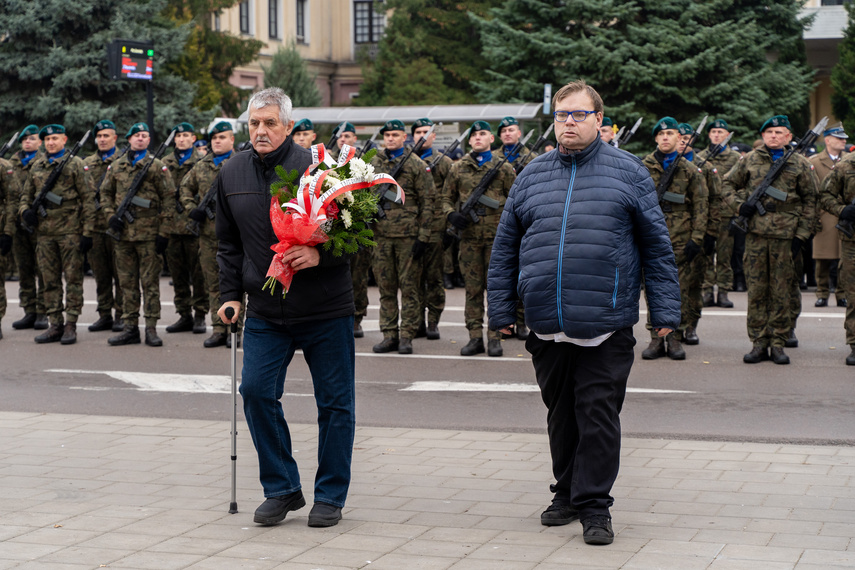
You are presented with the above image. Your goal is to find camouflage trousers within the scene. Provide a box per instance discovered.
[89,231,123,317]
[647,243,704,340]
[459,239,501,341]
[0,248,6,321]
[419,241,445,325]
[745,234,794,348]
[839,242,855,345]
[167,234,207,317]
[373,237,421,339]
[2,250,13,280]
[702,219,734,293]
[36,234,84,325]
[816,259,846,301]
[116,240,162,327]
[13,228,45,315]
[350,246,372,325]
[789,251,803,331]
[199,236,241,335]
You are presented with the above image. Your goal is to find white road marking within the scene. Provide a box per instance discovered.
[402,381,695,394]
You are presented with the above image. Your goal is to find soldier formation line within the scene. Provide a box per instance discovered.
[1,110,854,365]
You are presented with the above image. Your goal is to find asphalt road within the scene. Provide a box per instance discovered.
[1,277,853,444]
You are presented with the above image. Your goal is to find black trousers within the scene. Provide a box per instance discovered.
[526,327,636,518]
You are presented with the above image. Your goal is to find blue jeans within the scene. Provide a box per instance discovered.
[240,315,355,507]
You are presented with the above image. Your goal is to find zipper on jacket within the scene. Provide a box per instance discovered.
[613,267,619,308]
[557,158,576,328]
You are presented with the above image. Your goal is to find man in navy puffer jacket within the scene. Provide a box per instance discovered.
[487,81,680,545]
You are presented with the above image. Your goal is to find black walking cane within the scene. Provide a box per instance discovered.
[225,306,239,514]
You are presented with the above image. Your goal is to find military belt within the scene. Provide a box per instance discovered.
[763,201,801,213]
[662,203,689,213]
[46,197,78,209]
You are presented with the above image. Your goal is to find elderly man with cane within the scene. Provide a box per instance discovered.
[216,87,356,528]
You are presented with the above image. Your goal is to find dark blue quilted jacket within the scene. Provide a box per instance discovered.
[487,138,681,339]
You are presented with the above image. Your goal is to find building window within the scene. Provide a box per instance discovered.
[269,0,279,39]
[240,1,250,34]
[214,13,221,31]
[354,1,385,44]
[296,0,306,42]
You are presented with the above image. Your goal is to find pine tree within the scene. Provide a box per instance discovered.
[356,0,502,106]
[0,0,213,140]
[831,2,855,137]
[262,42,323,108]
[473,0,816,152]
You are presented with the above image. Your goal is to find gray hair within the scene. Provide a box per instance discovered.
[247,87,293,125]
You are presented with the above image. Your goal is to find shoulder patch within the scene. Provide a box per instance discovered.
[713,168,718,174]
[83,165,88,171]
[425,167,431,173]
[6,170,12,175]
[162,166,168,172]
[810,165,815,170]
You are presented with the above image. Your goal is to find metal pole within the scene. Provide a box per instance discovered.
[225,306,238,514]
[146,81,155,147]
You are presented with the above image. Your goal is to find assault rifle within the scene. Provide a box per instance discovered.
[106,129,177,241]
[514,125,554,174]
[0,132,19,159]
[730,116,828,236]
[444,130,533,246]
[327,122,347,150]
[655,116,707,212]
[613,117,643,148]
[94,145,130,210]
[356,128,379,158]
[22,130,91,234]
[186,176,219,237]
[374,123,437,219]
[428,126,471,171]
[695,133,734,170]
[610,126,625,147]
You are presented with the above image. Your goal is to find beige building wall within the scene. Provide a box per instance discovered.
[214,0,384,107]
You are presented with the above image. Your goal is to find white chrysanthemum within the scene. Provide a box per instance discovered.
[349,158,374,180]
[299,175,313,188]
[341,209,353,229]
[334,191,355,205]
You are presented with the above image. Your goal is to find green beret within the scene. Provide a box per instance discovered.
[707,119,729,132]
[379,119,405,134]
[341,121,356,134]
[293,118,314,133]
[677,123,694,136]
[18,124,39,141]
[470,120,492,135]
[652,117,679,137]
[39,124,65,139]
[173,122,195,134]
[210,121,233,135]
[411,117,434,135]
[94,120,116,134]
[497,116,518,134]
[126,122,149,138]
[760,115,791,133]
[601,117,613,127]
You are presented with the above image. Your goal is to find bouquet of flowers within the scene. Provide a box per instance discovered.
[262,142,403,298]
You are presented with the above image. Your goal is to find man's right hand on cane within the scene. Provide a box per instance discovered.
[218,301,242,324]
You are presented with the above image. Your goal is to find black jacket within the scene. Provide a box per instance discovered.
[215,137,354,325]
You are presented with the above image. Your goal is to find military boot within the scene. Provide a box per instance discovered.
[353,322,364,338]
[785,330,798,348]
[415,322,427,339]
[683,326,699,345]
[145,326,163,347]
[373,338,399,353]
[193,313,206,334]
[426,323,440,340]
[665,333,685,360]
[487,339,503,357]
[166,314,193,333]
[460,337,485,356]
[702,291,715,307]
[112,311,124,332]
[846,345,855,366]
[398,338,413,354]
[641,337,665,360]
[109,325,141,346]
[88,313,114,332]
[770,346,790,365]
[815,297,828,307]
[60,323,77,345]
[743,345,769,363]
[204,332,227,348]
[717,291,734,308]
[0,325,3,340]
[12,313,36,329]
[35,323,63,344]
[443,274,455,289]
[34,314,49,330]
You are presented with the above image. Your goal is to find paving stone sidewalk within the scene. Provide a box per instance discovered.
[0,411,854,569]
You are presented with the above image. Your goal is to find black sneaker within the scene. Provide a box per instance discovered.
[582,514,614,545]
[307,502,342,527]
[540,502,579,526]
[253,491,306,526]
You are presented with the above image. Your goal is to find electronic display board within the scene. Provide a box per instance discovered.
[107,40,154,82]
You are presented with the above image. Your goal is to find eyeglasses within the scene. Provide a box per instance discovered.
[553,110,597,123]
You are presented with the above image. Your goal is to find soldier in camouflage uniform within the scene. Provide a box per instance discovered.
[82,120,126,333]
[162,122,207,335]
[19,124,97,344]
[413,117,451,340]
[101,122,175,347]
[9,125,47,331]
[180,121,239,348]
[331,122,358,163]
[443,121,516,357]
[369,119,434,355]
[819,150,855,365]
[722,115,818,365]
[641,117,708,360]
[0,153,19,339]
[678,122,721,345]
[292,118,317,150]
[697,119,740,309]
